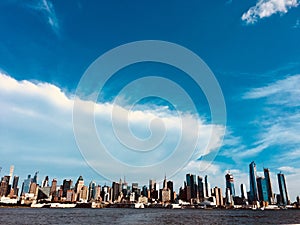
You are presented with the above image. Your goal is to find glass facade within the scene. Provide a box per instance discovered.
[249,161,258,202]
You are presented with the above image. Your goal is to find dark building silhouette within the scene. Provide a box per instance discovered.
[62,179,72,198]
[263,168,273,204]
[277,172,289,205]
[249,161,259,203]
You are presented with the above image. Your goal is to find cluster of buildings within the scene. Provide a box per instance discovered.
[178,161,295,208]
[0,162,299,208]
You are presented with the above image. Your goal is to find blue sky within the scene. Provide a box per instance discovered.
[0,0,300,200]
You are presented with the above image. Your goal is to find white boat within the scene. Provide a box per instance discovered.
[171,204,182,209]
[31,203,46,208]
[50,203,76,208]
[134,203,144,208]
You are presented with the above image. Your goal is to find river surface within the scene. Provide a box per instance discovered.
[0,208,300,224]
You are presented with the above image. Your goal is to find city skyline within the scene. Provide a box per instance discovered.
[0,161,297,205]
[1,0,300,204]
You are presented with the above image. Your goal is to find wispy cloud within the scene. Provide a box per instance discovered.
[243,74,300,106]
[26,0,60,35]
[293,18,300,28]
[242,0,299,24]
[242,74,300,161]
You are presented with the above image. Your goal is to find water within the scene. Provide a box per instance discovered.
[0,208,300,224]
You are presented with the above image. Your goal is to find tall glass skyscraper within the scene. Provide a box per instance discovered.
[225,172,235,197]
[277,172,289,205]
[263,168,273,204]
[240,184,247,199]
[186,174,197,199]
[256,177,269,202]
[197,176,204,199]
[204,175,211,197]
[249,161,259,203]
[21,174,32,195]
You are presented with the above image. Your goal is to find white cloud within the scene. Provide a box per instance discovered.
[242,0,299,24]
[243,74,300,106]
[25,0,59,34]
[0,72,225,187]
[243,75,300,153]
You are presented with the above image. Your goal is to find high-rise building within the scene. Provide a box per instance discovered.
[225,172,235,197]
[62,179,72,198]
[160,176,171,203]
[42,176,49,187]
[29,182,37,194]
[186,174,197,199]
[75,176,84,200]
[122,181,128,197]
[142,185,148,197]
[167,181,174,202]
[256,177,269,203]
[9,165,14,184]
[225,188,233,205]
[277,172,289,205]
[88,181,97,201]
[213,187,223,207]
[32,171,38,184]
[50,179,57,197]
[21,175,32,195]
[132,183,138,193]
[12,176,19,197]
[197,176,204,200]
[79,185,89,202]
[0,176,10,197]
[249,161,259,203]
[101,185,110,202]
[149,179,155,191]
[112,181,120,202]
[240,184,247,200]
[263,168,273,204]
[95,185,101,201]
[205,175,211,198]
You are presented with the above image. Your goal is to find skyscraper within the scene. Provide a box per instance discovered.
[205,175,211,198]
[0,176,10,197]
[12,176,19,197]
[240,183,247,200]
[225,172,235,197]
[75,176,84,191]
[42,176,49,187]
[167,181,174,202]
[186,174,197,199]
[277,172,289,205]
[263,168,273,204]
[89,181,96,201]
[32,171,38,184]
[213,187,223,207]
[50,179,57,197]
[197,176,204,200]
[249,161,259,203]
[149,179,155,191]
[256,177,269,203]
[9,165,14,184]
[112,181,120,202]
[21,175,32,195]
[62,179,72,198]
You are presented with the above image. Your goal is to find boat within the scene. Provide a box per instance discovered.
[134,203,144,208]
[50,203,76,208]
[171,204,182,209]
